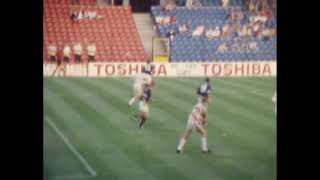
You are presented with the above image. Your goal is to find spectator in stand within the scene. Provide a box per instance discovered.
[73,42,82,63]
[48,42,57,62]
[70,9,77,22]
[167,29,176,42]
[87,11,97,20]
[192,25,205,37]
[249,41,258,51]
[217,43,228,53]
[63,43,71,63]
[231,38,240,52]
[155,15,164,26]
[248,0,255,14]
[239,25,248,37]
[222,0,229,8]
[205,27,215,40]
[212,26,221,39]
[221,24,229,39]
[178,23,191,34]
[170,16,177,25]
[87,42,97,62]
[77,8,84,21]
[162,16,171,26]
[164,2,174,12]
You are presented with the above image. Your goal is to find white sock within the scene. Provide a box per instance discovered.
[177,138,186,151]
[128,97,136,106]
[201,137,208,151]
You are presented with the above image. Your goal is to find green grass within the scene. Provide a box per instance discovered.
[43,77,276,180]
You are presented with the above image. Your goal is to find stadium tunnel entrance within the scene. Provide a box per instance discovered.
[129,0,160,12]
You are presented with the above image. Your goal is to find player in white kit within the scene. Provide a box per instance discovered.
[176,95,210,153]
[128,74,144,106]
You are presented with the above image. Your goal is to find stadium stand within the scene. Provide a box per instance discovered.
[44,0,148,63]
[151,1,276,62]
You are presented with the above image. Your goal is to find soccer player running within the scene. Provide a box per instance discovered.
[142,59,155,86]
[138,84,152,129]
[197,77,213,103]
[177,95,210,153]
[128,74,145,106]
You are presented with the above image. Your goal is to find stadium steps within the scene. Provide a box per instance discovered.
[132,13,155,56]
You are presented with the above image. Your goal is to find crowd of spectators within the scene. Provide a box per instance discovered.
[154,0,276,54]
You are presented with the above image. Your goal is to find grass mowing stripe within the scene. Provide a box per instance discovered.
[167,78,273,115]
[71,78,233,180]
[155,78,275,133]
[90,78,274,179]
[157,78,274,160]
[49,79,194,180]
[102,77,275,153]
[44,78,276,180]
[45,83,160,180]
[230,78,276,90]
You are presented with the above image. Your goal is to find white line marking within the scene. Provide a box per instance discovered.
[45,116,97,177]
[55,175,97,179]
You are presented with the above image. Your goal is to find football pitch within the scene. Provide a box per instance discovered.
[44,77,276,180]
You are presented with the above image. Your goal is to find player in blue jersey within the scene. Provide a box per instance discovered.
[138,84,152,129]
[142,59,155,86]
[197,77,213,102]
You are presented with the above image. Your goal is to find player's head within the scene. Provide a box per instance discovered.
[147,59,151,64]
[205,77,210,83]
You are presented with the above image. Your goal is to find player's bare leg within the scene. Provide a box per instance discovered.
[128,96,138,106]
[139,112,149,129]
[195,123,209,153]
[177,128,192,153]
[51,66,59,77]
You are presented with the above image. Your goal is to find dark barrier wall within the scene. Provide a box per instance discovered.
[130,0,160,12]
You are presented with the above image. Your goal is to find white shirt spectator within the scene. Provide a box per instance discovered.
[239,25,247,36]
[163,16,171,26]
[249,41,258,51]
[63,45,71,57]
[205,29,215,39]
[88,11,97,20]
[222,0,229,8]
[155,16,164,25]
[73,43,82,55]
[48,44,57,56]
[87,44,97,56]
[222,24,229,34]
[179,24,188,33]
[192,26,205,37]
[217,43,228,53]
[212,27,221,38]
[77,11,83,20]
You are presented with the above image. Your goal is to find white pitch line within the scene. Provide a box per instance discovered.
[45,116,97,177]
[55,175,97,179]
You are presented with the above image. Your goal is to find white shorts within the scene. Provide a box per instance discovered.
[133,83,143,97]
[139,102,149,113]
[142,74,152,85]
[186,115,201,130]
